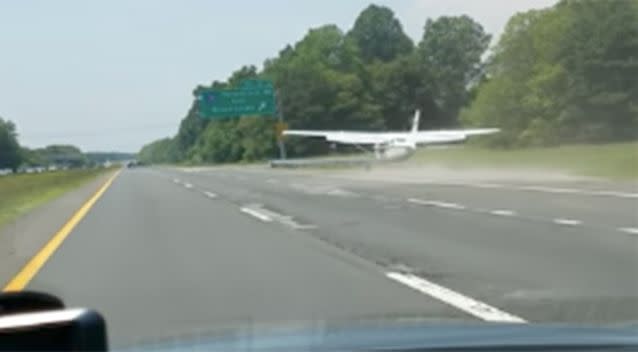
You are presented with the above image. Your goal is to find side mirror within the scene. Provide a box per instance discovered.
[0,291,108,351]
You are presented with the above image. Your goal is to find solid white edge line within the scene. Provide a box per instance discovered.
[619,227,638,235]
[386,272,526,323]
[240,207,273,222]
[490,209,516,216]
[553,218,582,226]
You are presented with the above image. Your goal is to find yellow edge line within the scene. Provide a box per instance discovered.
[3,170,122,292]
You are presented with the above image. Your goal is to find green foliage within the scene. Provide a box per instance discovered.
[85,152,136,164]
[20,147,46,167]
[419,15,491,125]
[346,4,413,63]
[462,0,638,146]
[368,54,436,129]
[30,145,88,168]
[138,138,179,164]
[0,117,22,171]
[140,1,637,164]
[140,4,496,164]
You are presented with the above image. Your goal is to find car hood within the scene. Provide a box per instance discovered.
[118,320,638,351]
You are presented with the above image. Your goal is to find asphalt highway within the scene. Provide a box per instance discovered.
[22,165,638,345]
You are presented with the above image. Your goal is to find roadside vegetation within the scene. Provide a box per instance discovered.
[1,117,134,174]
[411,142,638,180]
[0,168,115,228]
[139,0,637,165]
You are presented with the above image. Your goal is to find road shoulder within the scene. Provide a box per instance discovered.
[0,171,116,288]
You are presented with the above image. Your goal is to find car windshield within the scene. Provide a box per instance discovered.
[1,0,637,348]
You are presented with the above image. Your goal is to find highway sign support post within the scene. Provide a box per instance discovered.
[275,90,287,160]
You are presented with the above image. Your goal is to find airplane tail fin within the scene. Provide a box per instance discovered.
[411,110,420,134]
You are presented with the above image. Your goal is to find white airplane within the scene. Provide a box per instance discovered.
[283,110,499,160]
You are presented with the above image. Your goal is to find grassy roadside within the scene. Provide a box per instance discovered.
[410,142,638,180]
[166,142,637,180]
[0,168,116,229]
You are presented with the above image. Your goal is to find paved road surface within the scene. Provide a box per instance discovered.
[24,166,638,346]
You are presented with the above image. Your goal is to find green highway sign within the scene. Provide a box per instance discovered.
[196,80,277,118]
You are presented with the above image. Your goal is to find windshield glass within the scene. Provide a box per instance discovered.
[1,0,637,348]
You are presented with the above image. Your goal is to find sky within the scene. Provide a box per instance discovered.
[0,0,556,153]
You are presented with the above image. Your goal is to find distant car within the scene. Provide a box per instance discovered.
[126,160,144,168]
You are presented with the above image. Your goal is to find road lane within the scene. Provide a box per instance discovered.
[189,166,637,232]
[168,166,638,324]
[27,169,466,346]
[359,183,638,232]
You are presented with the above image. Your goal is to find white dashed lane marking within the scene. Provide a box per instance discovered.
[404,198,632,231]
[553,218,582,226]
[240,204,316,230]
[489,209,516,217]
[240,207,272,222]
[203,191,217,198]
[386,272,526,323]
[183,183,193,189]
[434,202,466,210]
[173,178,180,184]
[419,181,638,199]
[407,198,465,210]
[514,185,638,199]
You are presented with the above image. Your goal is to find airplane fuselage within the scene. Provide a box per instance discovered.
[373,138,417,160]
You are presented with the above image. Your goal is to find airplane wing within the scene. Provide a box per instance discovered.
[283,130,391,145]
[411,128,500,144]
[284,128,499,145]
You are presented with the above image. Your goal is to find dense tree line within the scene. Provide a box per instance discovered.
[85,152,136,164]
[139,1,638,164]
[0,117,112,171]
[462,0,638,146]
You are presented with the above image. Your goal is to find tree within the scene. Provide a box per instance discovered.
[461,9,548,146]
[347,4,413,63]
[462,0,638,146]
[418,15,491,126]
[20,147,46,167]
[175,103,208,159]
[263,24,383,156]
[552,0,638,142]
[0,117,22,171]
[40,145,87,167]
[368,54,438,129]
[138,138,179,164]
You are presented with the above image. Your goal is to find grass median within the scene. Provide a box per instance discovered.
[410,142,638,180]
[0,168,116,229]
